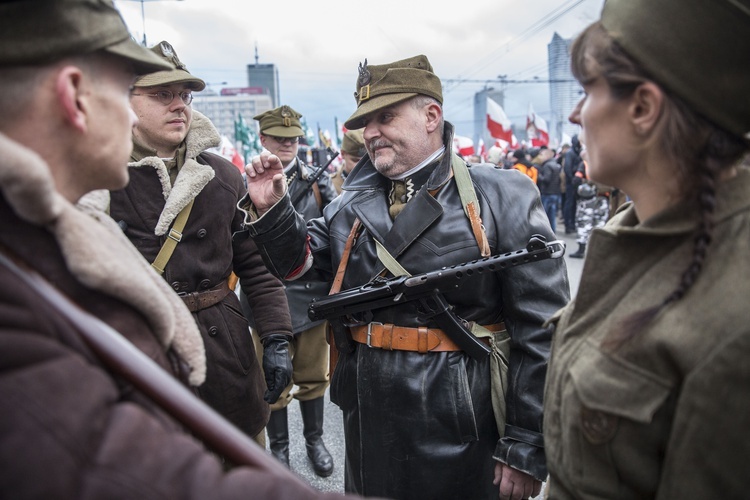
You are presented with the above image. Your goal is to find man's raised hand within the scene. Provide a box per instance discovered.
[245,152,287,215]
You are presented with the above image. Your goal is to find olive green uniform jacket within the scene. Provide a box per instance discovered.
[544,165,750,499]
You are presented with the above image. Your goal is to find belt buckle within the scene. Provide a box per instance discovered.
[366,322,383,348]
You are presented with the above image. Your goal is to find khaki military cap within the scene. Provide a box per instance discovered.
[602,0,750,141]
[341,129,366,157]
[134,41,206,90]
[0,0,170,75]
[344,55,443,130]
[254,105,304,138]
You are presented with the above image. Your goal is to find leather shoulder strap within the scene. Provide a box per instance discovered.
[451,154,490,257]
[329,218,362,295]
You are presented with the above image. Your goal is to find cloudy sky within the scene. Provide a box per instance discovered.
[114,0,604,142]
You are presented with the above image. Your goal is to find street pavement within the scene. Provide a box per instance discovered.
[271,223,586,495]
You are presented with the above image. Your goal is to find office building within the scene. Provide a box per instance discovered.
[548,32,582,144]
[246,63,279,108]
[192,87,273,140]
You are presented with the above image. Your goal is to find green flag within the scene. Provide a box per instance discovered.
[235,114,260,163]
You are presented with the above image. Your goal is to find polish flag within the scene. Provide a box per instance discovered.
[453,135,475,157]
[526,103,550,147]
[487,97,513,143]
[494,134,519,151]
[213,135,245,173]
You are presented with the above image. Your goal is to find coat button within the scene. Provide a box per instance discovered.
[197,228,207,238]
[208,326,218,337]
[199,279,211,289]
[171,282,181,291]
[305,282,312,289]
[580,407,618,444]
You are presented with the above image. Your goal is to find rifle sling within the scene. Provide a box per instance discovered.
[451,153,490,257]
[327,217,363,375]
[0,249,310,483]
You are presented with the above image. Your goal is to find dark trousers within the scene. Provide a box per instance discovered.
[541,194,561,233]
[562,185,577,231]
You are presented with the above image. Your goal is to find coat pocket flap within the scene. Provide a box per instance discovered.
[570,340,672,424]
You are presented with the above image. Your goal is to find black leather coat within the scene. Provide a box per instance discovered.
[243,124,570,497]
[282,157,338,333]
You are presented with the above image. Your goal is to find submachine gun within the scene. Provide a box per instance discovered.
[291,147,338,206]
[308,235,565,361]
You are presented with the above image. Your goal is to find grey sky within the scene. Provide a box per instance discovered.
[115,0,604,141]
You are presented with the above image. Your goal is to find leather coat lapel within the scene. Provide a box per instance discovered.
[345,122,457,262]
[383,187,442,257]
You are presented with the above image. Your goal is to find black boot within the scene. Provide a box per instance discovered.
[569,243,586,259]
[266,408,290,467]
[299,398,334,477]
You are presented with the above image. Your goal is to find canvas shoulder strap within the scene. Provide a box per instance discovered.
[151,199,194,276]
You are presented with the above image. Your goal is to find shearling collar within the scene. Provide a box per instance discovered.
[128,111,219,236]
[0,132,206,386]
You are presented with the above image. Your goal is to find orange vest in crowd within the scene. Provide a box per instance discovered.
[513,163,538,184]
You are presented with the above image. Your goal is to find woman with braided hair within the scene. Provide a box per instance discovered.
[543,0,750,498]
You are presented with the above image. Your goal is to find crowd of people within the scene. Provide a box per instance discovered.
[1,0,748,499]
[475,139,627,258]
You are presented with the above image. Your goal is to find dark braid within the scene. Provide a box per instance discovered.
[572,23,750,350]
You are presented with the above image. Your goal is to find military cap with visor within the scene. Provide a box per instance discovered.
[345,54,443,130]
[600,0,750,141]
[341,129,366,157]
[134,41,206,90]
[0,0,171,75]
[254,105,304,138]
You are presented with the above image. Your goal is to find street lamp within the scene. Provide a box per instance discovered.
[119,0,183,47]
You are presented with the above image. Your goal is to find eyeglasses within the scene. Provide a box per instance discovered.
[131,90,193,106]
[268,136,300,144]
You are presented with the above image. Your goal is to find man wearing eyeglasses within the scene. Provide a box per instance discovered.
[106,41,295,447]
[243,106,338,476]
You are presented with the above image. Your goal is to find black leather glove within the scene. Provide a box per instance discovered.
[261,334,293,404]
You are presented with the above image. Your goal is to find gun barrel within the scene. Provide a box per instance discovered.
[308,236,565,322]
[403,238,565,289]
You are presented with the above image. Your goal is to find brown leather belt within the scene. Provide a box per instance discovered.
[179,279,231,312]
[350,322,505,354]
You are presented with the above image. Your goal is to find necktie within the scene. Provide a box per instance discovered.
[389,180,408,219]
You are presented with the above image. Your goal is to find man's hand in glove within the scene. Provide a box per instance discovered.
[261,334,293,403]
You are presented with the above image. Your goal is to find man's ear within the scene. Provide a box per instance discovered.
[424,102,443,134]
[55,66,88,133]
[629,81,664,136]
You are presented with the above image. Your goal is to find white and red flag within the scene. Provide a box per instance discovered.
[212,135,245,172]
[453,135,475,157]
[526,103,550,147]
[487,97,513,143]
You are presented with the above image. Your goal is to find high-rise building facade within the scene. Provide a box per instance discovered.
[548,32,582,144]
[246,63,279,108]
[192,88,273,140]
